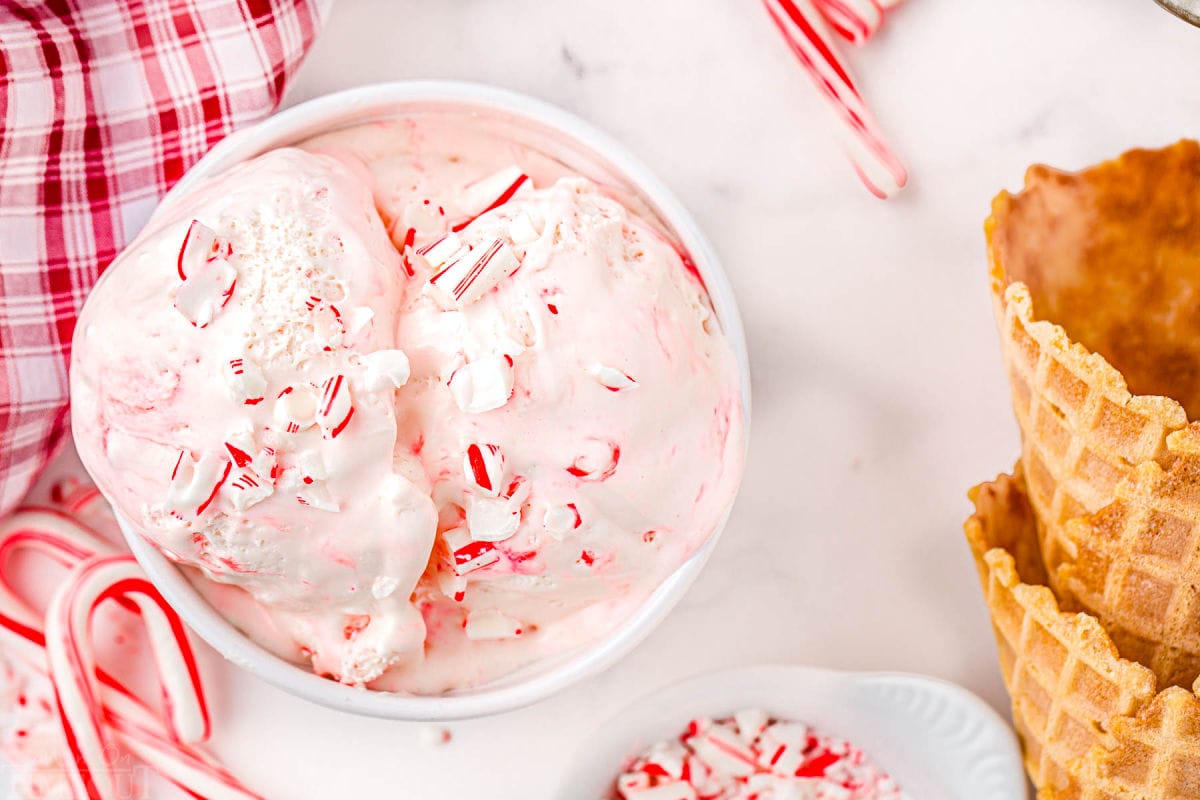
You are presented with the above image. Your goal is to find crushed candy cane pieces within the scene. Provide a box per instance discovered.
[315,374,354,439]
[464,444,505,497]
[223,358,267,405]
[463,608,524,640]
[449,355,515,414]
[361,349,411,391]
[415,232,468,270]
[167,452,231,518]
[590,363,639,392]
[466,497,521,543]
[615,711,903,800]
[274,385,319,434]
[543,504,582,538]
[428,238,520,307]
[174,220,236,327]
[453,166,531,231]
[445,527,500,576]
[176,219,231,280]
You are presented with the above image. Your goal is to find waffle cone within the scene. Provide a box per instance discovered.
[966,471,1200,799]
[986,141,1200,692]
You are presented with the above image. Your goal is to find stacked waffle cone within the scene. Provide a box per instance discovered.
[971,140,1200,798]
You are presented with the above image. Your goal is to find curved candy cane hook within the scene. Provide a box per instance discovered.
[46,555,210,800]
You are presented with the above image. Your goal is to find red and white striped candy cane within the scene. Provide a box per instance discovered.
[0,513,112,642]
[0,510,263,800]
[46,555,210,800]
[813,0,882,45]
[763,0,907,198]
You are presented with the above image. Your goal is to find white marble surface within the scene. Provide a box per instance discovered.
[60,1,1200,797]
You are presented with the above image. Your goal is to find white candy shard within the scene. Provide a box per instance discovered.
[175,220,236,328]
[590,363,638,392]
[684,756,715,795]
[344,306,375,336]
[686,723,758,778]
[223,357,267,405]
[507,211,542,245]
[734,708,770,744]
[463,609,524,641]
[361,349,411,391]
[463,443,504,497]
[466,496,522,543]
[543,503,582,538]
[756,722,809,776]
[449,355,515,414]
[427,238,520,307]
[174,255,236,328]
[166,451,230,517]
[296,482,339,512]
[294,448,328,483]
[274,385,318,434]
[315,375,354,439]
[224,468,272,511]
[176,219,230,279]
[414,232,467,270]
[437,568,468,602]
[309,300,345,350]
[457,166,530,218]
[641,741,688,779]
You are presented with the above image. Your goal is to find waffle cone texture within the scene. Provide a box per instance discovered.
[972,141,1200,797]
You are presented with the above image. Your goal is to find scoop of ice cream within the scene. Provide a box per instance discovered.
[71,149,437,683]
[375,175,743,691]
[73,115,745,693]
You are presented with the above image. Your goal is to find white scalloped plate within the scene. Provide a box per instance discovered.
[559,665,1028,800]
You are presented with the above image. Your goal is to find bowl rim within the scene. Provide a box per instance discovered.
[114,80,752,721]
[555,664,1028,800]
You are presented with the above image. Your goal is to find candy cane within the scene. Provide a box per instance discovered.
[452,167,531,232]
[464,444,505,497]
[0,509,113,634]
[0,511,262,800]
[813,0,882,44]
[763,0,907,198]
[46,555,210,800]
[105,710,263,800]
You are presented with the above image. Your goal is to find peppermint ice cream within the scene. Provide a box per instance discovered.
[71,112,745,693]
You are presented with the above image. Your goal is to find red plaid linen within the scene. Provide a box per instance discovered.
[0,0,329,514]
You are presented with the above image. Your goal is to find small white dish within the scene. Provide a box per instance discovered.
[559,665,1028,800]
[112,81,751,721]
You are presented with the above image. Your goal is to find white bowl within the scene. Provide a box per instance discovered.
[113,81,751,720]
[559,666,1028,800]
